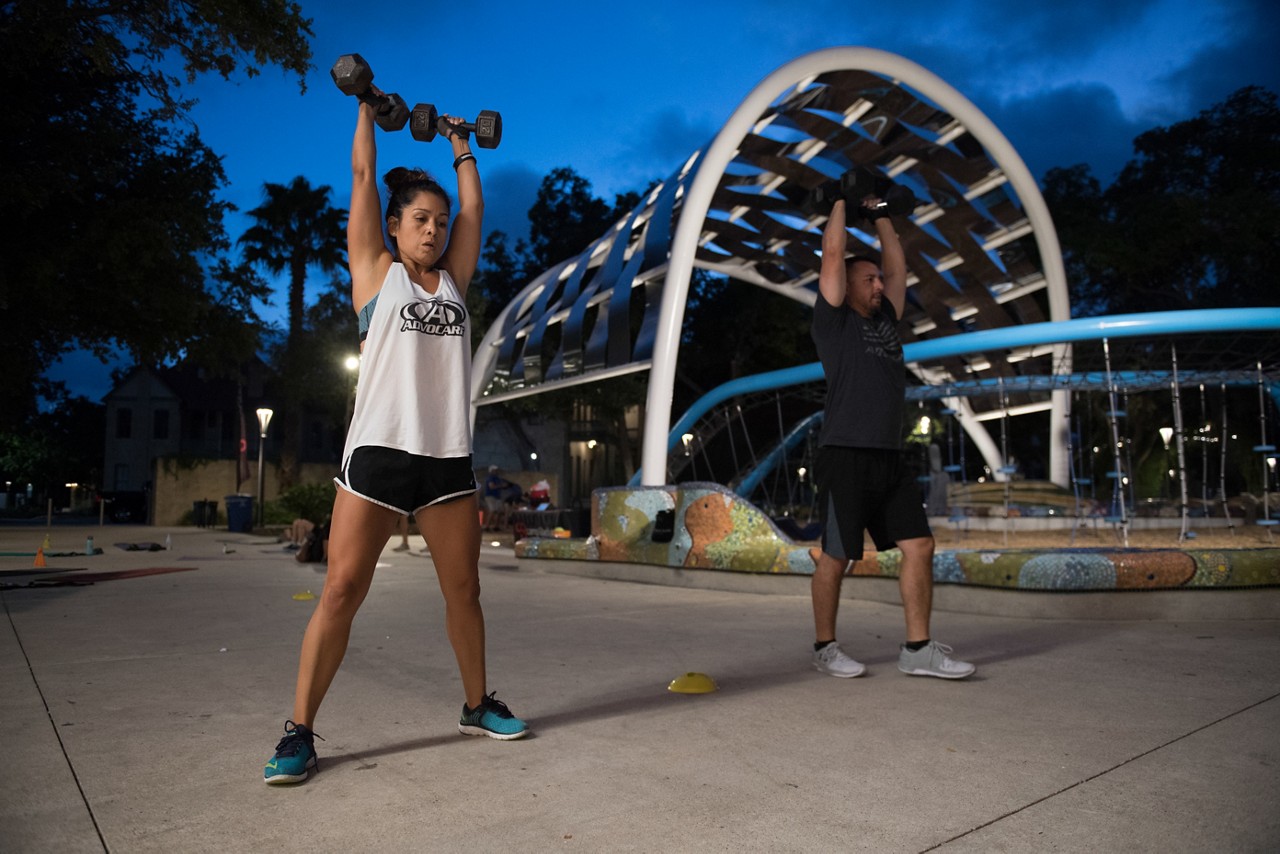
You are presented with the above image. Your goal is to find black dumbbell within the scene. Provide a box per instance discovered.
[842,167,920,219]
[800,179,844,218]
[330,53,410,132]
[801,166,918,219]
[410,103,503,149]
[801,168,877,217]
[877,183,920,218]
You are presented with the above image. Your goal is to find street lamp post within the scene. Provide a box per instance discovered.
[255,408,274,528]
[1159,427,1174,501]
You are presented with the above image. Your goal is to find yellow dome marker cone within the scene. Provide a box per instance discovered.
[667,672,718,694]
[292,590,316,601]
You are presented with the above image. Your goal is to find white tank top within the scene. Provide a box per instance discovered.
[342,263,472,464]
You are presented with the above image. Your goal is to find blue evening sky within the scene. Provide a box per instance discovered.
[48,0,1280,400]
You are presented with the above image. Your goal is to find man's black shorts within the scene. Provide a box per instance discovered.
[336,446,476,515]
[815,446,931,561]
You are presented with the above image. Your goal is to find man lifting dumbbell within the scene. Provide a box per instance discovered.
[410,103,503,149]
[330,53,409,132]
[806,164,974,682]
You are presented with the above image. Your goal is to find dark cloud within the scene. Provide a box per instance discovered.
[1159,0,1280,117]
[614,105,718,189]
[984,84,1144,183]
[960,0,1161,63]
[808,38,1138,182]
[481,162,543,245]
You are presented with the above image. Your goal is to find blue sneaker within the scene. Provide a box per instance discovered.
[458,692,529,740]
[263,720,322,784]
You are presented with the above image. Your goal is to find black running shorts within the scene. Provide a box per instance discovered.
[336,446,477,515]
[815,446,931,561]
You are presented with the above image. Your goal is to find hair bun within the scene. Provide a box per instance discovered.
[383,166,436,193]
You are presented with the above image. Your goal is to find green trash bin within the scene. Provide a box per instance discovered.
[225,494,254,533]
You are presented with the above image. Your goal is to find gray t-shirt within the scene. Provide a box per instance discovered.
[811,294,905,449]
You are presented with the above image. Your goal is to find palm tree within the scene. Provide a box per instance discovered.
[240,176,347,349]
[239,176,348,486]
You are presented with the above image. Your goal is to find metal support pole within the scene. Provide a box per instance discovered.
[256,433,266,528]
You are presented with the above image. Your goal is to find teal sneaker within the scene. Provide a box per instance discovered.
[263,720,322,784]
[458,692,529,740]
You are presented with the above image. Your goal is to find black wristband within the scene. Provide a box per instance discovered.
[453,153,476,170]
[859,202,890,221]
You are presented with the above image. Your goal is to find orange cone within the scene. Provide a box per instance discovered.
[34,546,46,568]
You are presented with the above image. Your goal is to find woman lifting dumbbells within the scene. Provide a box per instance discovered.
[263,69,527,786]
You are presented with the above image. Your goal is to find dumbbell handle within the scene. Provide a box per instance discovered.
[444,117,483,135]
[356,89,390,109]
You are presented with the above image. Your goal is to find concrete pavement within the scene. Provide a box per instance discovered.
[2,523,1278,852]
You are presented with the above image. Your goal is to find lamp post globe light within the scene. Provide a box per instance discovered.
[255,408,274,528]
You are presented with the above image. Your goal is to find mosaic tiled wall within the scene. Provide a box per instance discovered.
[515,483,1280,590]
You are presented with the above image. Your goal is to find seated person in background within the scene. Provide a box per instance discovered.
[295,516,330,564]
[284,518,316,549]
[482,465,520,530]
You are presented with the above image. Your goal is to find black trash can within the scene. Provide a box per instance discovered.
[194,499,219,527]
[224,494,254,533]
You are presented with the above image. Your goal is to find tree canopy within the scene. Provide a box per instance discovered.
[1043,85,1280,316]
[0,0,314,430]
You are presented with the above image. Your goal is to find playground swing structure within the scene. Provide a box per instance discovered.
[1056,340,1278,546]
[1255,361,1278,540]
[940,404,971,539]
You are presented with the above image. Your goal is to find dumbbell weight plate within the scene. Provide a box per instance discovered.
[410,103,439,142]
[474,110,503,149]
[331,53,373,96]
[377,93,410,132]
[883,184,919,216]
[800,179,842,217]
[839,166,879,203]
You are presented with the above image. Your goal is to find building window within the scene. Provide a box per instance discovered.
[153,409,170,440]
[116,408,132,439]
